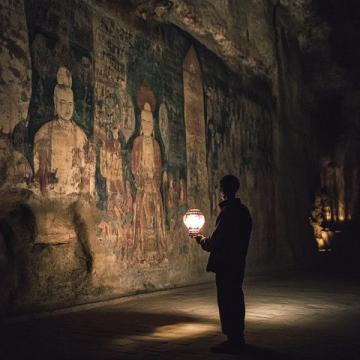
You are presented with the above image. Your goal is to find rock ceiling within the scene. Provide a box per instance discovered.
[101,0,360,142]
[126,1,358,91]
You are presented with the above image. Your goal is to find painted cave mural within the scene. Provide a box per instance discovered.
[24,0,94,141]
[159,102,170,158]
[0,0,276,311]
[32,66,95,245]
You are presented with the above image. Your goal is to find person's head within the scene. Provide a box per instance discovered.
[219,175,240,200]
[54,85,74,121]
[141,102,154,136]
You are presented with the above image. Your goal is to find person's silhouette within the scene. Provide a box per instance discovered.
[195,175,252,354]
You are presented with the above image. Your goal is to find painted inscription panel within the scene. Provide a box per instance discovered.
[93,12,136,262]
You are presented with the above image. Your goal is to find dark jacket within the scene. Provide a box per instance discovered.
[200,198,252,273]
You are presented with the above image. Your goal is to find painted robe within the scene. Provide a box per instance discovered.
[99,135,124,216]
[33,119,88,196]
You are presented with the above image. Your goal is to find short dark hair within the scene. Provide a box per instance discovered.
[220,175,240,197]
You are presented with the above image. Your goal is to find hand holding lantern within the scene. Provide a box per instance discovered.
[183,209,205,237]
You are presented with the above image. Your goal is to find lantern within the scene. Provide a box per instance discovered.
[183,209,205,236]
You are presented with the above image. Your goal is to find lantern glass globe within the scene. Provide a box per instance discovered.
[183,209,205,236]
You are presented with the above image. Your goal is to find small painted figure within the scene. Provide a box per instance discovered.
[99,126,125,216]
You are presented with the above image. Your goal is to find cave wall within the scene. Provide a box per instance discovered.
[303,1,360,254]
[0,0,316,314]
[272,5,317,263]
[309,92,360,252]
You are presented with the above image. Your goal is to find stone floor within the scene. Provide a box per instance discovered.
[2,268,360,360]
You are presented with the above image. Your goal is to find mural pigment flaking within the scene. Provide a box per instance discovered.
[132,83,167,264]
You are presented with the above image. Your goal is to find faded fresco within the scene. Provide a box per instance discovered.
[33,67,94,198]
[132,83,167,263]
[23,0,97,254]
[93,11,137,267]
[30,66,96,247]
[0,0,32,194]
[201,47,274,260]
[204,84,274,258]
[24,0,94,139]
[183,46,210,215]
[159,103,170,157]
[0,0,278,313]
[120,85,136,143]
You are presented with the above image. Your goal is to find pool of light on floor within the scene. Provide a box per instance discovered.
[150,322,217,339]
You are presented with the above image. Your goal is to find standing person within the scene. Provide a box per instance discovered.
[195,174,252,354]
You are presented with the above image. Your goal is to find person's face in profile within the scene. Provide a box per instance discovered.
[220,184,226,200]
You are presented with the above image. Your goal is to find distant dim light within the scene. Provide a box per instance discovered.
[317,229,334,252]
[338,204,345,222]
[183,209,205,236]
[324,206,331,221]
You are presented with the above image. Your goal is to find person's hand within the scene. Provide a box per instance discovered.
[194,234,206,244]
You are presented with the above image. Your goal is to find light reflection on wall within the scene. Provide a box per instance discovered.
[311,197,350,251]
[338,204,345,222]
[318,229,333,252]
[323,201,349,224]
[324,206,332,222]
[311,154,358,251]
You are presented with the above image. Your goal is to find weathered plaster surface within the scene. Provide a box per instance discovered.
[0,0,317,314]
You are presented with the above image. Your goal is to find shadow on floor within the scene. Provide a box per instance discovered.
[1,308,301,360]
[3,269,360,360]
[235,345,297,360]
[2,309,208,358]
[1,308,300,360]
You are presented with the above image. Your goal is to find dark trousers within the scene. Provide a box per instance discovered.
[215,270,245,341]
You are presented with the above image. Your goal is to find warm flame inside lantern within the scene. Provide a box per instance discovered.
[183,209,205,236]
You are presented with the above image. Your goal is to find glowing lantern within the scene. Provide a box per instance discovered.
[183,209,205,236]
